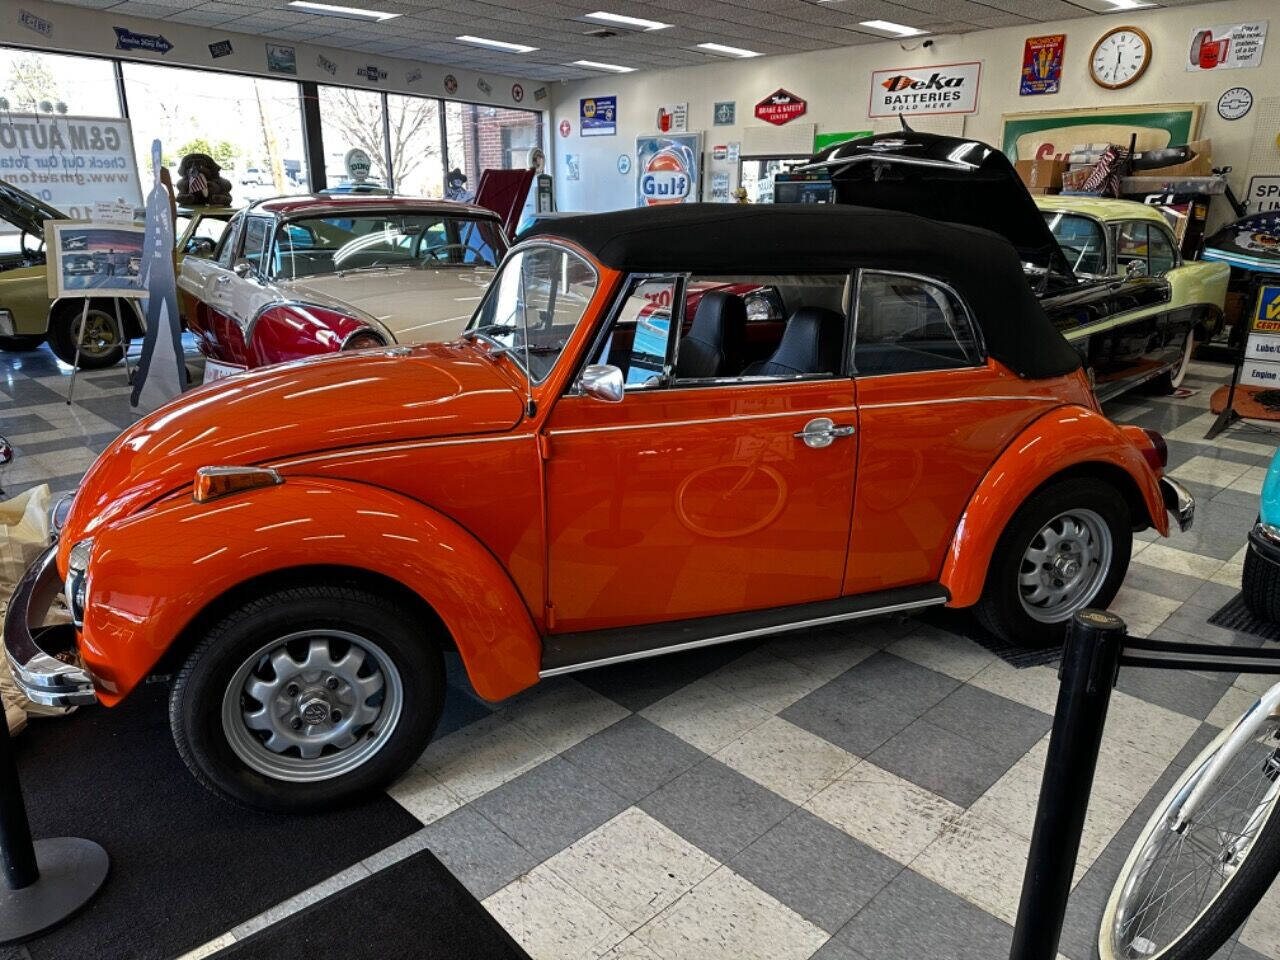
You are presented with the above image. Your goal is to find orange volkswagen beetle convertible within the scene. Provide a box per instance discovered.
[7,204,1193,810]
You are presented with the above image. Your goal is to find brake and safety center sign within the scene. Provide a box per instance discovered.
[869,61,981,118]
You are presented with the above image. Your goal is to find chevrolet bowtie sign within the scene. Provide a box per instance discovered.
[869,61,981,118]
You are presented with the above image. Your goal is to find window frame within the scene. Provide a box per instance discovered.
[1143,221,1180,276]
[571,272,686,395]
[850,267,987,379]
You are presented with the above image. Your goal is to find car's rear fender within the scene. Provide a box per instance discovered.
[79,477,541,705]
[940,406,1167,608]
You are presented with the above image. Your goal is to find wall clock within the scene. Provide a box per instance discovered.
[1089,26,1152,89]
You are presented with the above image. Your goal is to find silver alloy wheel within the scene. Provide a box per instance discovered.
[1018,508,1113,623]
[220,630,404,783]
[75,309,122,359]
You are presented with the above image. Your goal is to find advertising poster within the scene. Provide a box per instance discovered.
[1000,103,1202,162]
[636,134,701,208]
[580,96,618,137]
[869,61,981,118]
[755,90,808,126]
[713,101,736,126]
[814,131,872,151]
[1247,176,1280,214]
[656,103,688,134]
[44,221,145,299]
[1187,22,1267,71]
[1241,285,1280,388]
[0,114,142,222]
[266,43,297,75]
[1020,35,1065,95]
[706,142,741,203]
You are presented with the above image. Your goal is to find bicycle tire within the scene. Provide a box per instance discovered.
[1098,714,1280,960]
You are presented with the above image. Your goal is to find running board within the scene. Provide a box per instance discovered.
[539,583,949,678]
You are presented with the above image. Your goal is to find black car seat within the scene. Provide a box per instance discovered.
[675,291,747,379]
[743,307,844,377]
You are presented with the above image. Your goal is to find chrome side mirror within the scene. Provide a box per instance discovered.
[580,364,624,403]
[232,259,255,279]
[1125,258,1147,278]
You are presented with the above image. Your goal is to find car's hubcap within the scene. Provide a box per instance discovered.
[77,311,121,358]
[221,630,403,782]
[1018,509,1113,623]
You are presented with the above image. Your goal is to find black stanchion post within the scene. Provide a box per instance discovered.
[0,720,109,943]
[1009,610,1128,960]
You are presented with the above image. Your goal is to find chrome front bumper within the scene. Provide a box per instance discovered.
[3,545,97,707]
[1160,476,1195,533]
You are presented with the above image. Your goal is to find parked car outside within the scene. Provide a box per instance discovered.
[5,204,1192,811]
[178,196,509,382]
[0,178,236,368]
[806,132,1229,401]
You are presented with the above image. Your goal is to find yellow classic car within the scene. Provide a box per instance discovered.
[0,178,236,368]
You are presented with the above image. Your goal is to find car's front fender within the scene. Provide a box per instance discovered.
[940,405,1167,608]
[78,477,541,705]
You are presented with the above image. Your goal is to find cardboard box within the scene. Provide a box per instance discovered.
[1016,158,1066,194]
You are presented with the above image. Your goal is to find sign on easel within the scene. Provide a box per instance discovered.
[1241,285,1280,387]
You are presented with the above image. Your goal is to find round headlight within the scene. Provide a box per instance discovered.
[342,329,389,351]
[68,538,93,573]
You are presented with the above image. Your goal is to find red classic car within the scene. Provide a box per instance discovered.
[178,196,509,381]
[7,203,1191,811]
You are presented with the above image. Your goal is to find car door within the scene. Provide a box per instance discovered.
[227,215,277,341]
[179,212,241,359]
[543,273,858,633]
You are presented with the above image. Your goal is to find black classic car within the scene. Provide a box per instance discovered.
[802,132,1229,401]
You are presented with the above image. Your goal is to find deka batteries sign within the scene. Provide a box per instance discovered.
[635,134,701,208]
[869,61,982,118]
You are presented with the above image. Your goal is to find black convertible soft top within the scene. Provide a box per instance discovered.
[523,203,1081,381]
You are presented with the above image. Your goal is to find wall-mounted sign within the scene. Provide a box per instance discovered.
[636,134,701,208]
[316,53,337,76]
[356,64,387,83]
[1188,21,1268,71]
[713,101,736,126]
[512,83,524,103]
[406,68,422,84]
[814,131,872,152]
[208,39,233,59]
[444,74,458,95]
[528,147,545,174]
[1000,103,1202,162]
[534,87,548,102]
[755,89,807,126]
[114,27,172,55]
[1218,87,1254,120]
[656,103,688,134]
[565,154,581,182]
[19,9,52,38]
[477,78,492,96]
[559,119,572,138]
[870,61,981,118]
[581,96,617,137]
[1020,34,1065,96]
[617,154,631,175]
[1248,177,1280,214]
[344,148,371,183]
[265,43,296,75]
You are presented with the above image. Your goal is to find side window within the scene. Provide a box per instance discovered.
[1115,222,1150,276]
[589,277,680,388]
[854,271,983,376]
[215,213,243,267]
[1147,226,1177,276]
[240,217,272,272]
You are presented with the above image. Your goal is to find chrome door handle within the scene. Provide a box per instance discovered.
[214,276,232,286]
[794,417,855,449]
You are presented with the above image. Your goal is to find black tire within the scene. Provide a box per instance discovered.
[47,300,126,369]
[1242,545,1280,621]
[169,584,444,812]
[975,477,1132,646]
[1147,330,1195,396]
[0,334,45,352]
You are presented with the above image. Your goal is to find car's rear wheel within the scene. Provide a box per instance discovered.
[976,477,1132,646]
[1242,544,1280,621]
[47,300,126,369]
[170,584,444,811]
[0,335,45,352]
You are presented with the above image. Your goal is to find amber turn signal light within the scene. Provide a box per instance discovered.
[193,466,284,503]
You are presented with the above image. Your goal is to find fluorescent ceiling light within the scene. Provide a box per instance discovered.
[456,35,538,53]
[696,42,761,58]
[859,19,927,37]
[583,11,671,31]
[287,1,400,21]
[1103,0,1158,8]
[572,59,636,73]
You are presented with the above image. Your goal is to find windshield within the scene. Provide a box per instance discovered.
[467,245,597,383]
[270,212,505,280]
[1042,212,1107,277]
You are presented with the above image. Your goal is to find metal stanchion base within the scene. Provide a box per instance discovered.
[0,837,109,944]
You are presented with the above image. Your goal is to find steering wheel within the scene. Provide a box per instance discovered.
[420,243,473,263]
[20,230,44,259]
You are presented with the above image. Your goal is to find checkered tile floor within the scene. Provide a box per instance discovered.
[3,345,1279,960]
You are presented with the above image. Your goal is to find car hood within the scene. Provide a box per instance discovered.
[0,178,66,235]
[280,266,496,344]
[60,341,525,547]
[800,131,1072,277]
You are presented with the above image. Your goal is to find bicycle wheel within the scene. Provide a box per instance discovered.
[1099,709,1280,960]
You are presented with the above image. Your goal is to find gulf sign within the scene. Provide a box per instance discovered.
[636,137,699,207]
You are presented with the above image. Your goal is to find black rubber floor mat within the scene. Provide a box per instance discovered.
[213,849,531,960]
[921,608,1063,668]
[1208,593,1280,643]
[11,683,422,960]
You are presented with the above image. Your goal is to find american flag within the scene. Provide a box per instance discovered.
[189,169,208,197]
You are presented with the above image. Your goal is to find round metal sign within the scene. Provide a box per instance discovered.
[559,119,572,138]
[1218,87,1253,121]
[617,154,632,175]
[344,148,372,183]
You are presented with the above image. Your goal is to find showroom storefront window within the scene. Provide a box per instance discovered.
[0,48,120,117]
[318,85,390,191]
[445,102,542,191]
[385,93,444,198]
[121,62,310,200]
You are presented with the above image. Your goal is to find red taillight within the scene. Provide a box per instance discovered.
[342,329,388,351]
[1141,428,1168,471]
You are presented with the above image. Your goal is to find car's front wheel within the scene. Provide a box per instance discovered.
[47,300,126,369]
[976,477,1132,646]
[170,584,444,811]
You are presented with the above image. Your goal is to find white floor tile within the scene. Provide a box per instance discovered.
[501,678,630,755]
[1131,543,1227,581]
[485,863,628,960]
[640,678,771,755]
[704,648,830,714]
[1169,455,1250,489]
[418,714,554,803]
[1205,685,1260,729]
[714,715,859,805]
[386,766,462,825]
[969,660,1063,715]
[886,628,996,682]
[911,810,1029,926]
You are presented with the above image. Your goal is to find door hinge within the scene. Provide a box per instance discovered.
[538,434,552,460]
